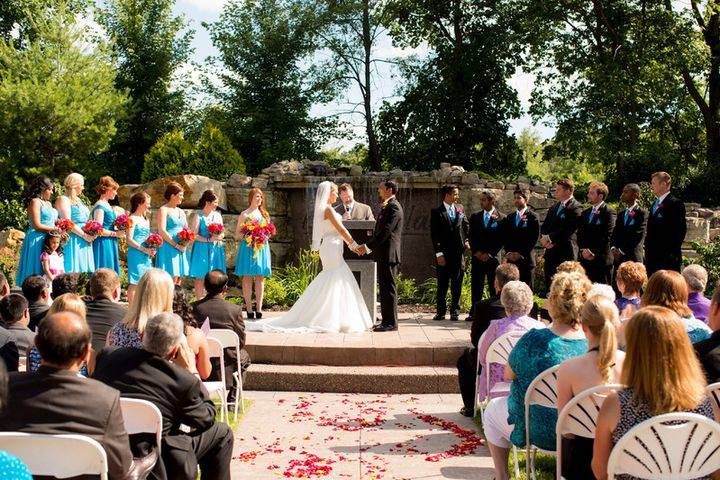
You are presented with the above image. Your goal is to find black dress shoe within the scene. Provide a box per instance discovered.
[432,314,445,321]
[459,407,474,418]
[373,324,398,332]
[450,314,459,321]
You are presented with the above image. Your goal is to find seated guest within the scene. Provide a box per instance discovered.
[94,313,234,480]
[614,261,646,320]
[556,260,587,277]
[0,326,18,372]
[484,272,590,480]
[50,272,81,299]
[588,283,616,304]
[0,362,32,479]
[557,296,625,480]
[173,286,212,379]
[86,268,127,353]
[593,306,719,479]
[467,281,544,417]
[642,270,711,343]
[0,294,35,357]
[193,270,251,393]
[683,264,712,323]
[21,275,50,331]
[107,268,173,348]
[0,272,9,300]
[695,286,720,384]
[0,312,133,479]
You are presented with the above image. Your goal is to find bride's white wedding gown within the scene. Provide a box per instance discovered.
[246,209,373,333]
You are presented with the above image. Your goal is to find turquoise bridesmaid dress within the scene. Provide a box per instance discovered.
[127,218,152,285]
[91,203,120,275]
[15,202,58,286]
[189,210,227,279]
[155,208,189,277]
[234,210,272,277]
[63,199,95,273]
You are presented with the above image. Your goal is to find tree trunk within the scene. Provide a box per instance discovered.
[362,0,380,171]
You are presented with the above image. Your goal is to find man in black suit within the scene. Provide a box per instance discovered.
[358,180,404,332]
[468,191,504,313]
[611,183,647,278]
[429,185,470,321]
[645,171,687,275]
[500,189,540,290]
[21,275,50,331]
[94,312,234,480]
[0,312,133,479]
[193,270,251,394]
[577,182,617,284]
[540,178,583,289]
[0,326,18,372]
[85,268,127,352]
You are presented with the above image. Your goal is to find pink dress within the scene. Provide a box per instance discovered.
[41,251,65,293]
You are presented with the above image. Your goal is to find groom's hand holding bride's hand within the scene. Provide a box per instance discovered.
[356,244,368,255]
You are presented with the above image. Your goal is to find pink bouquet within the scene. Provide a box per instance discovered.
[145,233,163,248]
[82,220,103,236]
[55,218,75,233]
[113,214,133,231]
[240,219,276,257]
[208,222,224,236]
[177,227,196,246]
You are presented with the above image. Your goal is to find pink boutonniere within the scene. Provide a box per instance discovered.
[658,202,664,209]
[628,209,636,218]
[491,214,498,221]
[520,215,527,222]
[455,206,464,215]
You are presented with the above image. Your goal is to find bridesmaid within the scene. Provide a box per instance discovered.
[189,189,227,298]
[155,182,192,284]
[126,192,155,304]
[16,176,59,286]
[55,173,96,274]
[234,187,272,319]
[91,176,124,275]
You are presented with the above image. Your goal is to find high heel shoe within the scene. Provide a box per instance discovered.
[245,308,255,320]
[254,302,262,319]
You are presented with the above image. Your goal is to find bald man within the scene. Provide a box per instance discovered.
[0,312,134,479]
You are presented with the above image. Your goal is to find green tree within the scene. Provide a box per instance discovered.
[0,0,87,46]
[0,3,127,190]
[141,129,193,182]
[206,0,345,175]
[97,0,193,184]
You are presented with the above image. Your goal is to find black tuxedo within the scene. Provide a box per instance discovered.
[94,347,233,480]
[644,193,686,274]
[577,203,617,283]
[430,203,470,317]
[468,210,504,305]
[611,205,647,282]
[540,198,583,288]
[366,197,404,327]
[500,209,541,289]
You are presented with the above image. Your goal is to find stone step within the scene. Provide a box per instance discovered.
[244,364,460,394]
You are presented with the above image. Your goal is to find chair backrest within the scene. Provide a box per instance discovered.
[607,412,720,479]
[485,331,524,367]
[707,382,720,412]
[525,364,560,410]
[120,398,163,455]
[206,336,226,381]
[0,432,108,479]
[208,329,240,350]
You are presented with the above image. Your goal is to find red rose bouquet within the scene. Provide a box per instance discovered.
[113,214,133,231]
[55,218,75,233]
[177,227,196,246]
[208,222,224,236]
[83,220,103,236]
[145,233,163,248]
[240,219,276,257]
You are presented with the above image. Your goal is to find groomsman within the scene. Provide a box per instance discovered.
[540,178,583,288]
[577,182,617,284]
[645,171,686,275]
[468,191,504,310]
[335,183,375,221]
[611,183,647,277]
[430,185,470,321]
[500,189,540,289]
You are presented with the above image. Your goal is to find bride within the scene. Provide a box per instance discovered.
[246,181,373,333]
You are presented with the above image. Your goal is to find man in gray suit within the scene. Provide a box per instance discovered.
[335,183,375,221]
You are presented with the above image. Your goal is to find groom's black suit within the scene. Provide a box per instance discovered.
[366,196,404,328]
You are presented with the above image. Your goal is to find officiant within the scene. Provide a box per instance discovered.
[335,183,375,221]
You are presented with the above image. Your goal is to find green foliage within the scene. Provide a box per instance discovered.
[0,247,19,287]
[142,129,192,182]
[262,275,288,308]
[690,238,720,294]
[396,273,419,305]
[275,249,322,306]
[0,197,27,231]
[417,263,473,311]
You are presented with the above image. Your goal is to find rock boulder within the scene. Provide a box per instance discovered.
[118,175,227,212]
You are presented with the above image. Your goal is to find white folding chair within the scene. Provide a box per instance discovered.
[208,328,245,419]
[524,364,560,480]
[203,337,229,423]
[607,412,720,479]
[555,384,623,480]
[0,432,108,479]
[707,382,720,412]
[120,397,163,457]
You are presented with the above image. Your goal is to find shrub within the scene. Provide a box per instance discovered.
[263,275,288,308]
[277,249,321,305]
[0,246,19,287]
[141,129,192,182]
[0,197,27,231]
[396,273,419,304]
[418,263,473,311]
[689,238,720,294]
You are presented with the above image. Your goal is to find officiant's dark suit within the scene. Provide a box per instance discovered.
[430,185,470,321]
[468,191,504,308]
[365,181,404,331]
[577,198,616,284]
[540,179,583,288]
[500,190,541,289]
[645,173,686,275]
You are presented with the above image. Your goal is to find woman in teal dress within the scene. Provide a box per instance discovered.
[483,271,590,480]
[55,173,96,273]
[189,190,227,298]
[15,176,59,286]
[91,176,124,275]
[234,187,272,319]
[155,182,192,283]
[126,192,156,304]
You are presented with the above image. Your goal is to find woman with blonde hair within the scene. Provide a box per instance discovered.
[642,270,711,343]
[106,268,173,348]
[484,272,591,480]
[592,306,719,480]
[91,176,124,274]
[557,295,625,479]
[56,173,96,273]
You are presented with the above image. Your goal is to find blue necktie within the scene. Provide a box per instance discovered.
[448,206,455,220]
[557,203,564,215]
[652,199,659,214]
[516,212,521,226]
[484,211,490,227]
[625,209,631,225]
[588,208,596,224]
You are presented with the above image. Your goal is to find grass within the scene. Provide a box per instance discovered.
[473,413,556,480]
[214,398,253,431]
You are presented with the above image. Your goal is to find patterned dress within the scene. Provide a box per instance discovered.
[155,207,190,277]
[107,322,142,348]
[189,210,227,279]
[91,202,120,274]
[234,209,272,277]
[127,217,152,285]
[507,328,588,450]
[62,198,95,273]
[681,315,712,344]
[15,202,58,286]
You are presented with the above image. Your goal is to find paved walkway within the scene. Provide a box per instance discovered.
[232,391,494,479]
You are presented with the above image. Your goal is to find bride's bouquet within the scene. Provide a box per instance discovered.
[240,219,276,258]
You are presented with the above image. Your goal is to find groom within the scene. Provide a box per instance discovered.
[357,180,404,332]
